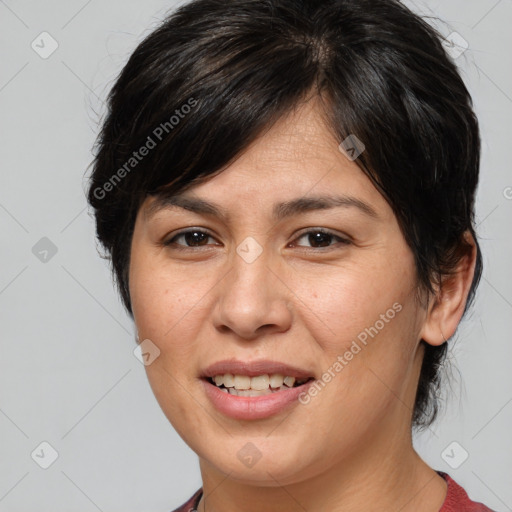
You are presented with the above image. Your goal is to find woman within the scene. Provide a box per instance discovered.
[87,0,495,510]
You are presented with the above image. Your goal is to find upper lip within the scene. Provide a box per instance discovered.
[201,359,314,379]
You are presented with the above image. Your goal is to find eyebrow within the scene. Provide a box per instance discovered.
[145,192,379,222]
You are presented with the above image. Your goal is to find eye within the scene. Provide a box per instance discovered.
[163,227,351,251]
[289,228,351,250]
[164,228,219,249]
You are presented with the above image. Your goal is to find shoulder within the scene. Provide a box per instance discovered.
[438,472,496,512]
[170,488,202,512]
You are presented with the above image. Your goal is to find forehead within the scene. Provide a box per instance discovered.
[143,98,391,222]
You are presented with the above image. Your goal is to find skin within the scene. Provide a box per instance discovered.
[128,95,477,512]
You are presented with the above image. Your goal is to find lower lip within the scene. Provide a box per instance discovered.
[202,379,314,420]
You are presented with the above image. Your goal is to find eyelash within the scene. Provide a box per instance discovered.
[163,228,351,252]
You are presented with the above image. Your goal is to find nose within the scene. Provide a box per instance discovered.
[212,247,293,341]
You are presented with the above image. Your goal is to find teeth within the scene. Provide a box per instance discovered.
[283,376,295,388]
[233,375,251,390]
[269,374,284,388]
[223,374,234,388]
[250,375,269,390]
[211,373,308,391]
[228,388,270,397]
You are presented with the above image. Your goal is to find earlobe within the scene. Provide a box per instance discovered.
[420,231,477,347]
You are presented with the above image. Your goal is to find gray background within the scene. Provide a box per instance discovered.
[0,0,510,510]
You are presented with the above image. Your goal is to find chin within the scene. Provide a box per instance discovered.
[194,434,321,486]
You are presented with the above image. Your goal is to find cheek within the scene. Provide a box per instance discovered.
[312,295,420,429]
[290,254,416,355]
[131,261,199,338]
[129,265,208,431]
[129,261,223,403]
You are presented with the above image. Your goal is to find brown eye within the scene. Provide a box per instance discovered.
[165,229,218,248]
[291,229,350,249]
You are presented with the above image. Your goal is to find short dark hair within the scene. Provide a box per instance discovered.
[87,0,482,429]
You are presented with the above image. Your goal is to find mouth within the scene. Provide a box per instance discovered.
[206,373,314,397]
[200,359,315,419]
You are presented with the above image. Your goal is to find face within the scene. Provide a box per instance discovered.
[129,98,429,486]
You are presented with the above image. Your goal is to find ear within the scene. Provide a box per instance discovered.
[420,231,478,346]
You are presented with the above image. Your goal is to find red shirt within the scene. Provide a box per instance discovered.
[170,472,495,511]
